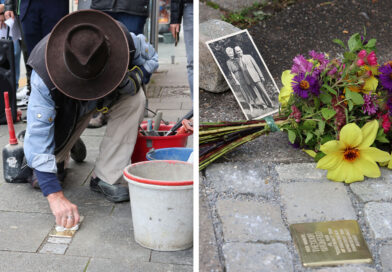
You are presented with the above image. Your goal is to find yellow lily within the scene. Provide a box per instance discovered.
[279,70,294,107]
[317,120,391,183]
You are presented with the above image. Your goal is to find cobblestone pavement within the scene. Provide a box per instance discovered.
[0,56,193,270]
[199,132,392,272]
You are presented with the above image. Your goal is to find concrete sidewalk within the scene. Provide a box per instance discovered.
[0,41,193,271]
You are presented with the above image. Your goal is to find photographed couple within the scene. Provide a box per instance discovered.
[226,46,274,115]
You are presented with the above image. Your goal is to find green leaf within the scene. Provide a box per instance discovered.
[365,38,376,48]
[318,120,325,134]
[287,130,296,144]
[348,33,361,52]
[305,132,314,144]
[333,38,346,49]
[345,89,364,105]
[320,92,332,104]
[321,108,336,120]
[314,151,326,162]
[376,128,390,143]
[348,100,354,111]
[343,52,357,62]
[322,84,337,95]
[320,135,335,145]
[302,120,317,130]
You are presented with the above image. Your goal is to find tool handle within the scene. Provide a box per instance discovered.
[4,92,17,145]
[153,111,162,131]
[165,109,193,136]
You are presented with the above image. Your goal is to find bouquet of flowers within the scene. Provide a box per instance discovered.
[200,33,392,183]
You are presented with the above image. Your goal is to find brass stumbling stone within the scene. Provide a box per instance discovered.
[290,220,372,267]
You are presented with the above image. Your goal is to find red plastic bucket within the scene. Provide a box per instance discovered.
[131,121,191,163]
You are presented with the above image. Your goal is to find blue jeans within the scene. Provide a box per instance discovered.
[183,3,193,100]
[105,12,147,35]
[14,40,21,89]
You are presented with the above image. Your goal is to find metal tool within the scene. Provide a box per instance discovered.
[165,109,193,136]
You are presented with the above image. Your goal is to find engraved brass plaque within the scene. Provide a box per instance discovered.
[290,220,372,267]
[49,216,84,238]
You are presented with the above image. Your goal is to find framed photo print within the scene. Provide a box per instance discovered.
[206,30,280,120]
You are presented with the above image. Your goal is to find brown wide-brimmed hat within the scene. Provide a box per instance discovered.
[46,10,130,100]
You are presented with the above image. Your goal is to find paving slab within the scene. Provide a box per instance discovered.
[280,182,356,224]
[151,248,193,265]
[0,211,52,252]
[364,202,392,240]
[216,199,290,242]
[350,178,392,202]
[275,163,327,182]
[0,183,50,213]
[199,189,223,272]
[66,215,150,261]
[222,242,293,272]
[87,258,192,272]
[0,251,89,272]
[316,266,377,272]
[39,242,68,255]
[380,244,392,272]
[205,162,274,197]
[63,185,115,217]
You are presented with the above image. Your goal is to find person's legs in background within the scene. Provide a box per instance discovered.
[13,39,20,89]
[105,12,147,35]
[182,3,193,100]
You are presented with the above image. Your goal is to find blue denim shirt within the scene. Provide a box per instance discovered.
[24,33,158,196]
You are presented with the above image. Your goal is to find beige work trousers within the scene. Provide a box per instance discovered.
[56,90,146,185]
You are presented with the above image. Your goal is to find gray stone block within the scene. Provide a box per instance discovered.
[151,248,193,265]
[222,242,293,272]
[209,0,263,12]
[200,2,222,23]
[280,182,356,224]
[39,243,68,255]
[199,190,223,272]
[66,215,150,261]
[364,202,392,240]
[205,162,274,197]
[63,185,115,217]
[275,163,327,182]
[350,178,392,202]
[0,251,89,272]
[316,266,377,272]
[0,211,52,252]
[199,20,240,93]
[47,237,72,244]
[216,199,290,242]
[87,259,193,272]
[0,183,51,213]
[380,244,392,272]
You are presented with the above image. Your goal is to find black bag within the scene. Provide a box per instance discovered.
[0,27,17,124]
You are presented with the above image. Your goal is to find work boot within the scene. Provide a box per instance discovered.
[71,138,87,162]
[90,176,129,203]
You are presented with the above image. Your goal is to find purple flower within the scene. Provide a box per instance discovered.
[291,55,313,74]
[328,67,338,76]
[362,93,378,115]
[379,63,392,91]
[309,50,329,72]
[292,73,320,98]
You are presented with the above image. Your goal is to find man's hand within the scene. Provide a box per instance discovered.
[4,10,14,20]
[47,191,80,228]
[170,24,180,39]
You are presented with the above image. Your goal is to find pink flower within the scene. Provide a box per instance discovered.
[367,51,378,66]
[290,105,301,123]
[356,59,365,66]
[382,114,391,133]
[358,50,367,59]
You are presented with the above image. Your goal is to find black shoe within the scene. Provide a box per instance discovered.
[90,176,129,203]
[71,138,87,162]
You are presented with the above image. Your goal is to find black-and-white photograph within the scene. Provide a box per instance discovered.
[206,30,280,120]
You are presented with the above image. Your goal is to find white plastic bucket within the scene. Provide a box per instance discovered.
[123,160,193,251]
